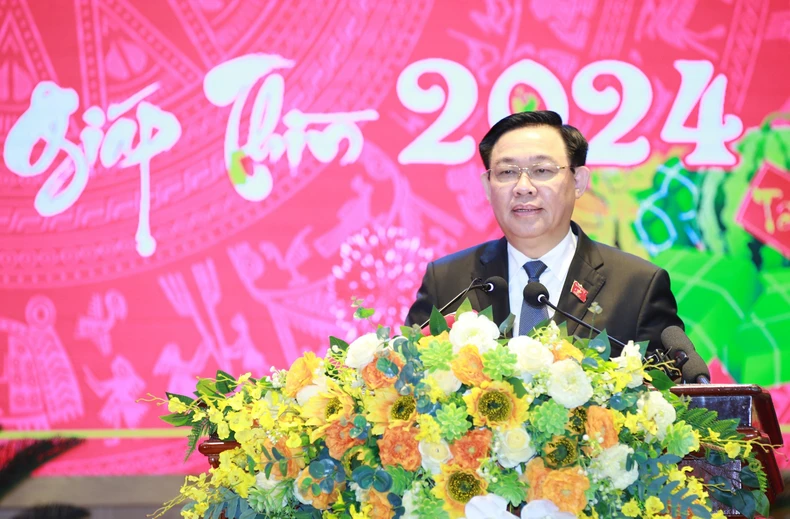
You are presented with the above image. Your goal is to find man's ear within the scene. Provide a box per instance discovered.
[480,172,492,201]
[573,166,591,199]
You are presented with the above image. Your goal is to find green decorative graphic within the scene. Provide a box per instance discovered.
[583,114,790,385]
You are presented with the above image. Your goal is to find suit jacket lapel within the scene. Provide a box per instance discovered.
[474,237,510,325]
[557,223,606,338]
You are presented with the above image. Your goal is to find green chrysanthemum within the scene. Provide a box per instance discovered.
[421,338,454,372]
[435,402,471,442]
[482,344,518,381]
[663,421,700,457]
[530,399,569,439]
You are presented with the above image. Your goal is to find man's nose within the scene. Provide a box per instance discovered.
[513,171,536,195]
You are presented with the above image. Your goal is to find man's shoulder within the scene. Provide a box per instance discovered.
[587,237,663,275]
[431,238,504,269]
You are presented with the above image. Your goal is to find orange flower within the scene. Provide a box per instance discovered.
[449,428,492,470]
[294,467,345,510]
[538,467,590,515]
[450,345,490,387]
[524,457,551,501]
[284,351,321,399]
[262,436,305,479]
[553,340,583,362]
[367,489,395,519]
[378,425,421,471]
[585,406,619,453]
[362,352,405,389]
[324,420,364,460]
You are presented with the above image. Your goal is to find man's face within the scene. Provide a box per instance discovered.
[482,125,590,256]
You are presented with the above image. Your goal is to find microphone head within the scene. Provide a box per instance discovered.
[483,276,508,294]
[660,325,710,383]
[523,282,549,308]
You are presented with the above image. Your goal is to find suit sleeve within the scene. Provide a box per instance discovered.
[635,268,685,354]
[404,261,438,327]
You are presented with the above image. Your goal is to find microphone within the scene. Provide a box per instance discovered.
[522,282,628,351]
[660,326,710,384]
[419,276,507,329]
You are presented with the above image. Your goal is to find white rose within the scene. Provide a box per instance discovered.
[295,375,328,406]
[344,333,383,369]
[465,494,518,519]
[638,391,676,440]
[449,312,500,354]
[612,341,644,388]
[418,439,453,475]
[430,369,462,396]
[494,426,536,468]
[255,473,288,507]
[507,335,555,382]
[592,443,639,490]
[547,359,593,409]
[521,499,576,519]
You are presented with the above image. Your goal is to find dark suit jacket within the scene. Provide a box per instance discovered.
[405,223,684,354]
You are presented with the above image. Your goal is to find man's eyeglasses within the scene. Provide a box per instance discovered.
[486,164,572,185]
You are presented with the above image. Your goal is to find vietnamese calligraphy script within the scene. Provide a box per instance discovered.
[3,52,380,257]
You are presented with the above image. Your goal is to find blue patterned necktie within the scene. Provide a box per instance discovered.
[519,260,549,336]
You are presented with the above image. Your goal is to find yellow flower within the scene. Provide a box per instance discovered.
[463,380,528,429]
[707,428,721,442]
[622,499,641,518]
[450,345,490,387]
[284,351,322,399]
[365,387,417,436]
[227,391,246,411]
[216,420,230,439]
[416,414,442,444]
[644,496,664,515]
[227,410,253,433]
[301,379,356,441]
[418,331,449,350]
[552,339,583,362]
[432,464,487,519]
[724,442,741,459]
[167,396,189,414]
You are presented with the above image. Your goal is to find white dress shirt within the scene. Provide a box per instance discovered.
[508,228,578,334]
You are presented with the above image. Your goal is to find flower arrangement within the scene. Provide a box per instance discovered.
[152,301,772,519]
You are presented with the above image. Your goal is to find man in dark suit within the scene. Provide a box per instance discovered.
[405,111,684,354]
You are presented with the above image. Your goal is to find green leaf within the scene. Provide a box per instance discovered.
[329,336,349,353]
[753,489,770,517]
[196,378,219,398]
[352,465,375,489]
[372,469,393,493]
[429,307,450,335]
[499,313,515,337]
[215,370,237,394]
[278,459,288,477]
[739,466,760,488]
[589,333,611,360]
[271,447,283,460]
[264,462,273,479]
[376,326,391,341]
[226,497,239,519]
[505,377,527,398]
[160,412,192,427]
[384,466,414,495]
[486,468,526,505]
[480,305,494,321]
[376,357,400,378]
[647,369,675,390]
[354,306,375,319]
[456,297,473,317]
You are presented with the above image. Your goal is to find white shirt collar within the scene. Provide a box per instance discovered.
[507,227,577,281]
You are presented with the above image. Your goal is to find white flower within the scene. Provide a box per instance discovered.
[546,359,593,409]
[465,494,518,519]
[592,443,639,490]
[638,391,676,440]
[401,483,421,519]
[295,375,328,406]
[507,335,555,382]
[429,369,462,396]
[418,439,453,475]
[449,311,499,354]
[255,472,288,507]
[495,426,536,468]
[520,499,576,519]
[612,341,644,388]
[344,332,383,369]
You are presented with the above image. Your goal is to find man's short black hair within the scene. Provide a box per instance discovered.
[478,110,589,170]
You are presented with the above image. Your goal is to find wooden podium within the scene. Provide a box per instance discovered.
[671,384,785,517]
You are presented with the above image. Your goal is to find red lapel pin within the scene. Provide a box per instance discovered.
[571,280,588,303]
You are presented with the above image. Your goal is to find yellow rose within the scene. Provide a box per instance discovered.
[284,351,321,399]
